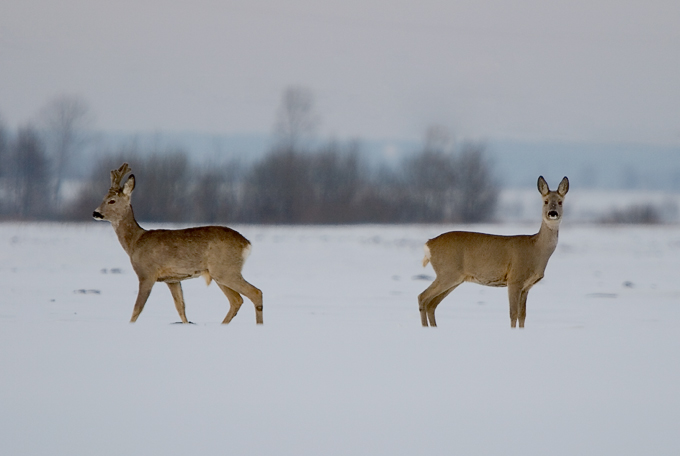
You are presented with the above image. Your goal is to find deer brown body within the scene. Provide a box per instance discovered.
[93,163,263,324]
[419,176,569,328]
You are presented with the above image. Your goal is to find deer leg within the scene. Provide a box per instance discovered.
[418,280,443,327]
[508,283,523,328]
[418,279,447,327]
[216,283,244,324]
[216,275,263,325]
[426,287,457,327]
[518,288,529,328]
[418,291,430,327]
[166,282,189,324]
[130,278,154,323]
[418,278,460,327]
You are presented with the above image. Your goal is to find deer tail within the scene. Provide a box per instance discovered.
[422,244,431,268]
[242,243,252,262]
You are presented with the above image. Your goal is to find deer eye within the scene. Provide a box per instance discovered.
[558,201,562,206]
[108,199,116,204]
[544,200,548,205]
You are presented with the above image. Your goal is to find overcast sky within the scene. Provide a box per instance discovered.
[1,0,679,144]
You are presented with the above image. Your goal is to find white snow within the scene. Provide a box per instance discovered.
[1,222,679,455]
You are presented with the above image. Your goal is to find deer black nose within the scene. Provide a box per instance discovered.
[93,211,104,220]
[548,210,559,219]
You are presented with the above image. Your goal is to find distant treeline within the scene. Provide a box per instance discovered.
[0,90,498,224]
[1,90,676,225]
[0,128,497,224]
[65,140,498,224]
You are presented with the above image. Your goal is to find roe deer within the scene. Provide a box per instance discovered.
[418,176,569,328]
[93,163,263,324]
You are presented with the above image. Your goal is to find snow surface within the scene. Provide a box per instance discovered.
[1,222,679,455]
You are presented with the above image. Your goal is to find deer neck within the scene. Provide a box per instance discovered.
[535,219,560,258]
[111,207,145,255]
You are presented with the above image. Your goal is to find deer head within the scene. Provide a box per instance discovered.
[93,163,136,222]
[538,176,569,226]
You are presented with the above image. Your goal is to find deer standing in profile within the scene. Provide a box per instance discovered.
[93,163,263,324]
[419,176,569,328]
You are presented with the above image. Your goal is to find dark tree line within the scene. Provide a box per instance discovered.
[65,139,498,224]
[0,124,52,219]
[1,89,498,224]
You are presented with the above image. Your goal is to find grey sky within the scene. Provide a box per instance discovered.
[1,0,679,144]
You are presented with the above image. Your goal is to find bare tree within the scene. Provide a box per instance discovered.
[400,126,458,222]
[191,169,224,223]
[243,149,309,223]
[239,86,321,223]
[452,143,498,223]
[0,114,7,176]
[38,94,93,205]
[398,127,498,223]
[241,138,376,224]
[273,86,319,153]
[9,125,51,219]
[190,160,244,223]
[308,140,365,223]
[0,116,8,216]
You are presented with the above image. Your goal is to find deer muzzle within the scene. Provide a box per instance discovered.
[93,211,105,220]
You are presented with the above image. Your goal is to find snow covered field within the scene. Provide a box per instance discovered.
[1,222,679,455]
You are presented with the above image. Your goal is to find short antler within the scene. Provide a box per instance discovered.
[110,163,132,190]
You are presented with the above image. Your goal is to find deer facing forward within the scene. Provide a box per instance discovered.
[419,176,569,328]
[93,163,263,324]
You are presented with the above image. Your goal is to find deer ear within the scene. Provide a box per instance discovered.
[537,176,550,196]
[123,174,135,196]
[557,176,569,196]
